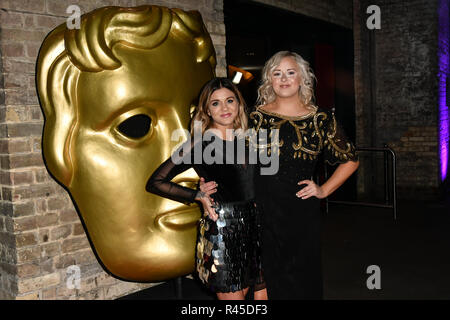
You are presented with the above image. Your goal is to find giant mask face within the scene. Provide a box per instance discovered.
[36,6,216,281]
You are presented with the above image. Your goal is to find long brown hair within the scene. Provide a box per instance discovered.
[190,77,248,135]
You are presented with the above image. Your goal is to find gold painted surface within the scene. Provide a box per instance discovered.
[36,5,216,281]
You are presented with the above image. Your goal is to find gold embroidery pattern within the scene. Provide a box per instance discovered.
[249,111,284,156]
[256,105,318,121]
[290,112,327,160]
[250,110,263,132]
[323,113,354,163]
[250,109,355,162]
[250,110,323,160]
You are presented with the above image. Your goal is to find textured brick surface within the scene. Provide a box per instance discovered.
[0,0,225,300]
[253,0,353,28]
[354,0,439,199]
[0,0,441,301]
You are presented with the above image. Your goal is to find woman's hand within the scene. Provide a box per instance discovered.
[298,160,359,200]
[296,180,327,199]
[195,191,218,221]
[199,177,218,203]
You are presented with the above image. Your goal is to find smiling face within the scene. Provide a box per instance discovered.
[206,88,239,132]
[271,56,302,99]
[70,39,214,281]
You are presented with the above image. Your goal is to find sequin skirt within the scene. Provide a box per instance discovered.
[196,200,264,293]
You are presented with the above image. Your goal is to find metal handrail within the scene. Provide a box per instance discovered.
[324,144,397,220]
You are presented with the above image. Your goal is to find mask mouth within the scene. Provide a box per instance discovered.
[155,206,201,231]
[149,174,201,231]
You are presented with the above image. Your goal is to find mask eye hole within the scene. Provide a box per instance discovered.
[117,114,151,139]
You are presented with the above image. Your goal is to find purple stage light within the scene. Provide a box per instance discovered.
[438,0,450,181]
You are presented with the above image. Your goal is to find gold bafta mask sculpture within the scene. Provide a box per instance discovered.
[36,6,216,281]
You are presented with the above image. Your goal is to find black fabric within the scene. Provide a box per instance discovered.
[146,133,263,293]
[146,134,255,205]
[196,200,265,293]
[250,107,358,300]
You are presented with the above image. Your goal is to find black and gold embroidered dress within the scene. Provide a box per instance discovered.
[249,106,357,299]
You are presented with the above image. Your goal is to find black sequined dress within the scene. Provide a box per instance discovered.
[249,106,358,299]
[146,134,265,293]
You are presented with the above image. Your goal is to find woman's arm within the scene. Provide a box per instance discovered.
[297,160,359,199]
[146,139,219,220]
[146,139,199,204]
[146,156,197,204]
[195,190,218,221]
[297,110,359,199]
[199,177,217,201]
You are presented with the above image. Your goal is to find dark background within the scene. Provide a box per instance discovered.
[224,0,357,199]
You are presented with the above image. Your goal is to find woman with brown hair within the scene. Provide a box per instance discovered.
[146,77,267,300]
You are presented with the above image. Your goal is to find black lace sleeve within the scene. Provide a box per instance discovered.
[146,138,200,205]
[323,111,358,165]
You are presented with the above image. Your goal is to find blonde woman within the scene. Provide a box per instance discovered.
[146,78,266,300]
[201,52,359,299]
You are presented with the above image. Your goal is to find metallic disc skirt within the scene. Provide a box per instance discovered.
[196,200,264,293]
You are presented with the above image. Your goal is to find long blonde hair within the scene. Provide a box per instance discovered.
[191,77,248,135]
[257,51,317,107]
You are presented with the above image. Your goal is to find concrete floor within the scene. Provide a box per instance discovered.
[120,199,450,300]
[323,200,450,300]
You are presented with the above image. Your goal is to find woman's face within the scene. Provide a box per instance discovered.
[271,56,302,99]
[207,87,239,130]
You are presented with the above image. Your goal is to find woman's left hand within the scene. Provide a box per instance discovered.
[296,180,327,199]
[199,177,217,203]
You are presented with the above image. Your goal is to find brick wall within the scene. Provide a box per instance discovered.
[1,0,443,301]
[0,0,225,300]
[389,126,439,198]
[354,0,440,199]
[253,0,353,29]
[257,0,441,201]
